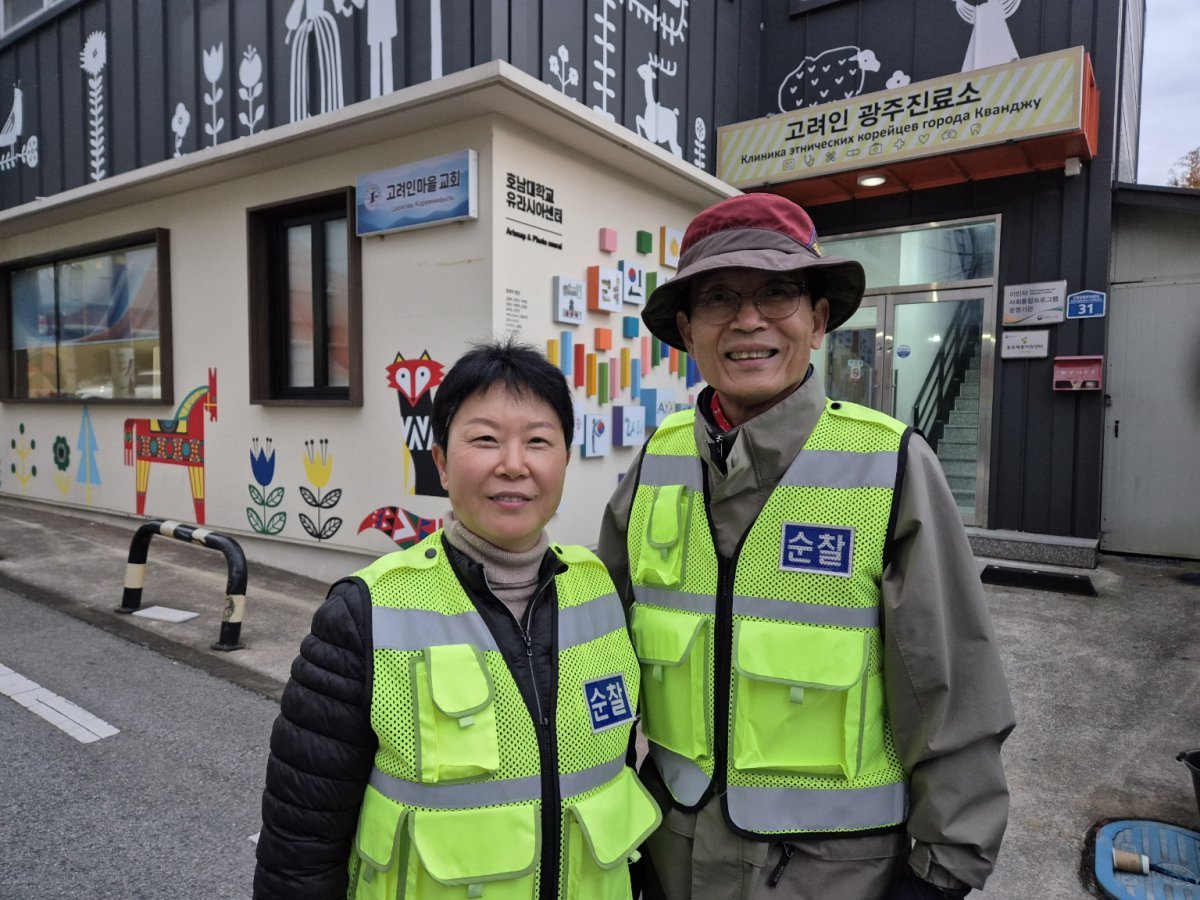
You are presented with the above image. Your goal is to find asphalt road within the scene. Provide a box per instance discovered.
[0,587,275,899]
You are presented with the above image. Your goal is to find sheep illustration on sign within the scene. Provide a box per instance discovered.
[777,46,881,112]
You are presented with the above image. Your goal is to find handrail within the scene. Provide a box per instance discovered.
[116,519,249,651]
[910,302,982,451]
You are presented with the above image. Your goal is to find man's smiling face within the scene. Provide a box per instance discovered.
[677,267,830,426]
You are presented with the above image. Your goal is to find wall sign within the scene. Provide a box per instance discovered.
[718,46,1089,189]
[1003,280,1066,326]
[1066,290,1106,319]
[357,149,478,236]
[1001,330,1049,359]
[1052,356,1103,391]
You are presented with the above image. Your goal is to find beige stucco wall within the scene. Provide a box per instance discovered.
[0,64,732,583]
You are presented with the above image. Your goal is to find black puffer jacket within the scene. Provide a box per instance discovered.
[254,539,565,898]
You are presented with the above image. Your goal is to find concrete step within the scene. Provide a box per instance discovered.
[941,424,977,444]
[963,368,980,384]
[949,410,978,427]
[945,473,975,491]
[952,487,977,507]
[957,383,980,400]
[937,441,978,461]
[939,458,976,477]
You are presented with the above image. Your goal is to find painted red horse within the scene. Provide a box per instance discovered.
[123,369,218,523]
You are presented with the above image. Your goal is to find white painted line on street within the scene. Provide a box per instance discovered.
[248,832,260,844]
[131,606,199,623]
[0,661,120,743]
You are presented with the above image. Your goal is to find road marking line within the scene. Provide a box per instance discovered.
[0,662,120,743]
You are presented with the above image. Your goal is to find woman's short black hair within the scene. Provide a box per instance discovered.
[432,338,574,450]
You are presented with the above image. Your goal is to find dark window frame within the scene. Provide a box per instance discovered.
[247,188,363,407]
[0,228,174,405]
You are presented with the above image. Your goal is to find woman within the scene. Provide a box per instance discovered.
[255,339,659,899]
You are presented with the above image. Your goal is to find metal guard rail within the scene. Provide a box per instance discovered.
[117,519,248,651]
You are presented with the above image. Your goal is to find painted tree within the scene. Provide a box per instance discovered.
[1167,148,1200,189]
[75,406,101,504]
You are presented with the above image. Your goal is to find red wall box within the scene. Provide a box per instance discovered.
[1052,355,1104,391]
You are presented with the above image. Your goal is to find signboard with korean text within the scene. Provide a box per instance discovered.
[1001,330,1050,359]
[718,47,1087,188]
[356,150,478,237]
[1003,280,1066,326]
[1066,290,1106,319]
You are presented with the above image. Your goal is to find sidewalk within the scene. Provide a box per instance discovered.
[3,494,1199,897]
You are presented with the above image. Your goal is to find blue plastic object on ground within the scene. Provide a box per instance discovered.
[1095,820,1200,899]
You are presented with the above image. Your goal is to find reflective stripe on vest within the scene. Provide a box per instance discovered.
[369,755,628,811]
[629,401,909,836]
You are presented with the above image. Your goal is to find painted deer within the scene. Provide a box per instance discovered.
[124,369,218,523]
[635,54,682,157]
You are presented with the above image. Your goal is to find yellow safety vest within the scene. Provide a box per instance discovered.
[627,400,909,838]
[348,533,660,899]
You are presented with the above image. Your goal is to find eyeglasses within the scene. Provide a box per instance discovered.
[690,281,808,326]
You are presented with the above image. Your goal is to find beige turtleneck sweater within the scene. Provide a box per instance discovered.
[442,518,549,622]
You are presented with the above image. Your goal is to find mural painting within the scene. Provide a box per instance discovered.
[299,438,343,541]
[9,422,36,493]
[358,505,442,548]
[956,0,1023,71]
[340,0,398,98]
[171,103,191,157]
[52,435,71,495]
[0,87,38,173]
[386,350,447,497]
[548,45,580,97]
[634,55,682,157]
[203,44,226,147]
[123,369,218,524]
[247,437,286,535]
[777,46,883,112]
[591,0,619,122]
[76,408,100,504]
[286,0,346,122]
[238,47,266,135]
[80,31,107,181]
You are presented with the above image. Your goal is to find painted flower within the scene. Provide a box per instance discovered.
[886,69,911,89]
[53,435,71,472]
[250,437,276,487]
[203,43,224,84]
[239,46,262,89]
[171,102,190,137]
[304,439,333,490]
[80,31,107,75]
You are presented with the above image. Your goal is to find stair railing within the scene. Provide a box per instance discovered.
[910,302,983,452]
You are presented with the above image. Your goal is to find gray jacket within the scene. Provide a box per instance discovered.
[597,374,1015,899]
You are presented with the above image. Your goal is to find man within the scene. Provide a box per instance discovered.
[598,193,1015,900]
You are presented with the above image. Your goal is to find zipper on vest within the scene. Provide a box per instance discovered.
[713,552,734,798]
[523,580,561,900]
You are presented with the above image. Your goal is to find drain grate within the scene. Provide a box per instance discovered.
[980,564,1098,597]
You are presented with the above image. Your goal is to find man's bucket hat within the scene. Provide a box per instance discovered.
[642,193,866,351]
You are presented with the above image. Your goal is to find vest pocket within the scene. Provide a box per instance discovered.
[564,766,662,900]
[630,604,709,763]
[731,619,880,780]
[413,644,501,783]
[633,484,693,588]
[350,788,406,900]
[404,804,539,898]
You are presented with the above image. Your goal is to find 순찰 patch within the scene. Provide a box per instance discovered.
[583,673,634,732]
[779,522,855,578]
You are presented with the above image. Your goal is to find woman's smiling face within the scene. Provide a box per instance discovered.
[432,382,569,552]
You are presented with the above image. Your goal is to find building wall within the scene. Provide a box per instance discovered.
[0,0,759,211]
[0,75,728,579]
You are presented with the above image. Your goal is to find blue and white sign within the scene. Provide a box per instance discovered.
[780,523,855,578]
[1066,290,1106,319]
[356,149,478,236]
[583,674,634,732]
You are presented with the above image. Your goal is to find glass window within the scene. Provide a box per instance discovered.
[247,190,361,405]
[2,0,62,35]
[822,220,997,291]
[6,232,170,402]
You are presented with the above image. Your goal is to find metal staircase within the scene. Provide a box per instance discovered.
[910,302,983,518]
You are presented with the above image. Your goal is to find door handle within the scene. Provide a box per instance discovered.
[1114,420,1119,438]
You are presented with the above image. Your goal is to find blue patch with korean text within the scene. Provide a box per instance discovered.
[779,522,855,578]
[583,673,634,733]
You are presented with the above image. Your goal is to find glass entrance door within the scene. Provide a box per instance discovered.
[814,288,992,524]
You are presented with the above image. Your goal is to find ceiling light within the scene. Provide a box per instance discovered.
[857,173,887,187]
